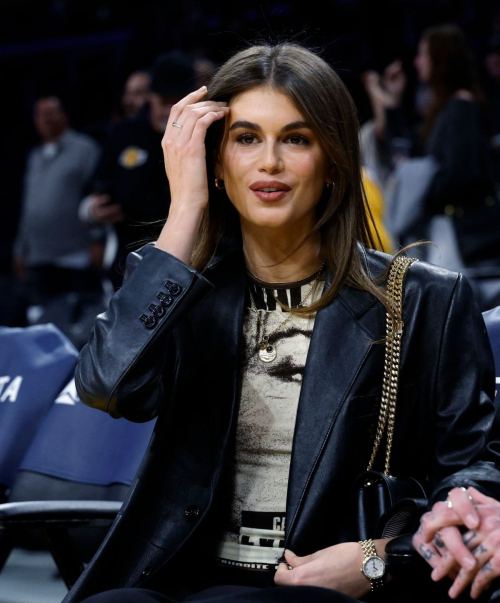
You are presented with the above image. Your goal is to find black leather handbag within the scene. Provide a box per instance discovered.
[352,256,427,541]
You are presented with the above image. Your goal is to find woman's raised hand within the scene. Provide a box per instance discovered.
[161,86,230,213]
[155,86,230,263]
[361,60,406,111]
[381,60,406,106]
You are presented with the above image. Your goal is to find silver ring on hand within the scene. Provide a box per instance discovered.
[447,486,474,508]
[172,121,183,128]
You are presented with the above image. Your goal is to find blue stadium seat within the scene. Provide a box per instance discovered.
[0,376,155,589]
[17,377,154,489]
[0,324,78,498]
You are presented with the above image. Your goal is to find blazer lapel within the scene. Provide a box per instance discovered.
[285,271,378,543]
[188,251,247,487]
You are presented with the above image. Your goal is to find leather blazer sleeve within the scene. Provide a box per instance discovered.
[427,273,500,503]
[74,243,214,422]
[386,272,500,570]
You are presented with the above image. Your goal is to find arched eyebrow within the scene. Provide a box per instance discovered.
[228,120,311,133]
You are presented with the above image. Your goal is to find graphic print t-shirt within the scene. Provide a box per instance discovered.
[214,270,324,572]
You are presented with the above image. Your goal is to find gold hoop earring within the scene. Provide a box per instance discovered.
[215,177,225,190]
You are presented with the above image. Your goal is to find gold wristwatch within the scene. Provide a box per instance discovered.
[359,539,385,591]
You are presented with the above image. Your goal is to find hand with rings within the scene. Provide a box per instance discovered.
[161,85,230,215]
[413,486,500,599]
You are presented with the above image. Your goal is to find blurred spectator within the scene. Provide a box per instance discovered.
[12,96,103,310]
[194,57,215,88]
[362,169,394,253]
[362,24,500,269]
[121,70,151,119]
[79,51,196,289]
[485,40,500,181]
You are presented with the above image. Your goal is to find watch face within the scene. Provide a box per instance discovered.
[364,556,385,579]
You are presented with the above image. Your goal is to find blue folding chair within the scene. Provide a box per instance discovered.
[16,378,154,491]
[0,324,79,499]
[0,377,155,588]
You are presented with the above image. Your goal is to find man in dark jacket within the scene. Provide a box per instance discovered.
[79,52,196,289]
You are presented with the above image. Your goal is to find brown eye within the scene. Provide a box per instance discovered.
[287,135,309,145]
[237,134,257,144]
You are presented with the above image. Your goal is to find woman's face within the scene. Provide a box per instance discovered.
[215,86,333,233]
[414,38,432,83]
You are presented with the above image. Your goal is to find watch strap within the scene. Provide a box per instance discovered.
[360,538,378,558]
[359,538,385,591]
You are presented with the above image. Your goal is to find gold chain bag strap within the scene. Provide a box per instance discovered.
[352,256,427,541]
[367,256,418,477]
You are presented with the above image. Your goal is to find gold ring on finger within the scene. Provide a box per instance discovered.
[172,121,183,128]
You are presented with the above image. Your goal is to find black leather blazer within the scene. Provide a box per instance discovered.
[65,241,500,602]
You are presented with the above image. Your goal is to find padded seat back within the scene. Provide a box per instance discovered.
[7,378,155,558]
[0,324,78,493]
[17,378,155,489]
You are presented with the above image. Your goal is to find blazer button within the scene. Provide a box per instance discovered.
[148,303,165,318]
[141,566,153,578]
[184,505,201,521]
[157,292,173,307]
[140,314,157,329]
[164,281,182,296]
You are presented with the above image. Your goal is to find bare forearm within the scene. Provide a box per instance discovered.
[155,206,204,265]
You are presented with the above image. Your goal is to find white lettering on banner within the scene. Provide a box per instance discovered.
[0,376,10,397]
[0,376,23,402]
[219,559,271,570]
[272,517,285,531]
[55,380,79,405]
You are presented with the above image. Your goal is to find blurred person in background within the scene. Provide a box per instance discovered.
[194,57,215,89]
[12,96,103,310]
[122,70,152,119]
[363,25,499,270]
[484,39,500,184]
[79,51,196,289]
[361,169,394,253]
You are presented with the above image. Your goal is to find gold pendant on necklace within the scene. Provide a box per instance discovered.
[259,340,277,363]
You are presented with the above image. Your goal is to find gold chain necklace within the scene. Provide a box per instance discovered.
[247,259,326,363]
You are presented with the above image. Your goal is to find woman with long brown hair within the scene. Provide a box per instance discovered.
[66,42,500,602]
[364,24,498,270]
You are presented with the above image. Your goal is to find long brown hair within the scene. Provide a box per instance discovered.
[194,42,394,316]
[419,24,485,144]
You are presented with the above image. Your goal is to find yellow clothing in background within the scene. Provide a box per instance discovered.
[362,169,394,253]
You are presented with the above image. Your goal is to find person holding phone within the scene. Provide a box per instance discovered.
[68,43,500,603]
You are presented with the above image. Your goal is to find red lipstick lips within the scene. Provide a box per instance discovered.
[250,180,291,202]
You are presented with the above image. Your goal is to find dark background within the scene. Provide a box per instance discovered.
[3,0,500,273]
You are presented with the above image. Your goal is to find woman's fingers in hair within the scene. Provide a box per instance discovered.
[190,110,229,147]
[167,86,208,126]
[176,105,230,143]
